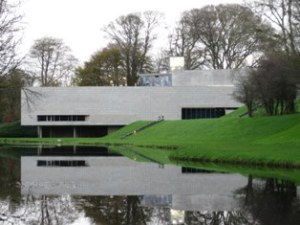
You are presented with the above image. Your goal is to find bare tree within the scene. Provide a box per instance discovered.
[248,0,300,54]
[153,49,171,73]
[169,4,274,70]
[104,11,163,85]
[0,0,23,77]
[29,37,78,86]
[233,72,257,117]
[168,12,207,70]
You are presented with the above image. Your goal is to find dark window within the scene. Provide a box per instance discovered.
[181,108,226,119]
[182,167,214,174]
[37,115,47,121]
[37,115,88,122]
[37,160,86,167]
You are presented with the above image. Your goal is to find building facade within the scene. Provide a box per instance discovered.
[21,69,244,137]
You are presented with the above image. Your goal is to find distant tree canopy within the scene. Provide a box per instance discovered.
[29,37,78,86]
[73,45,126,86]
[248,0,300,55]
[168,4,274,70]
[234,53,300,116]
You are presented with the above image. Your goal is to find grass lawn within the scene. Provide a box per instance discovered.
[101,111,300,167]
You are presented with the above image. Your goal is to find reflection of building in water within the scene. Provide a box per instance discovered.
[22,156,247,211]
[140,195,172,208]
[36,145,121,156]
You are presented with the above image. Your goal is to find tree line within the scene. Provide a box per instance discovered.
[0,0,300,123]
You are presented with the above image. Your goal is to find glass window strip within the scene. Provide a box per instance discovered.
[37,115,87,122]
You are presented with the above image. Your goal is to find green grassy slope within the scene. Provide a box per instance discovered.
[102,112,300,167]
[104,113,300,145]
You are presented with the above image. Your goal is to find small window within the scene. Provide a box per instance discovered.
[37,160,86,167]
[37,115,47,121]
[37,115,88,122]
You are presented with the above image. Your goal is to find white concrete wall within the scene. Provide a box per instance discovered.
[172,69,248,86]
[21,86,241,126]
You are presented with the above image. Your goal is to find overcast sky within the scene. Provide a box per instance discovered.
[20,0,243,65]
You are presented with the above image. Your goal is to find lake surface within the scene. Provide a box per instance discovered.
[0,145,299,225]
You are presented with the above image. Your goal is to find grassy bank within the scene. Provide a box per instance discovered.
[109,145,300,183]
[1,109,300,167]
[100,111,300,167]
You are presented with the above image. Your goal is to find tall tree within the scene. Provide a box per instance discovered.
[169,4,274,69]
[0,0,23,77]
[29,37,78,86]
[73,45,126,86]
[233,72,257,117]
[104,11,162,85]
[249,0,300,54]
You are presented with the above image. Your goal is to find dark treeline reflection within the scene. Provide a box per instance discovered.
[185,211,254,225]
[238,176,300,225]
[0,157,21,203]
[182,176,300,225]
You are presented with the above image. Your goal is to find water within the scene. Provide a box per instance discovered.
[0,145,299,225]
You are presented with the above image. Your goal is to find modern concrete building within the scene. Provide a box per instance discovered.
[21,69,244,137]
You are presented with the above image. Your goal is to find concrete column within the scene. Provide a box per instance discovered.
[37,126,43,138]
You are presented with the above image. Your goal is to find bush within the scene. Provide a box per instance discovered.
[0,121,37,137]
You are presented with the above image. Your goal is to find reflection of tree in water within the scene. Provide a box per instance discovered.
[184,211,256,225]
[0,156,80,224]
[0,157,21,205]
[80,195,155,225]
[0,195,81,224]
[239,176,300,225]
[37,195,79,225]
[184,177,300,225]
